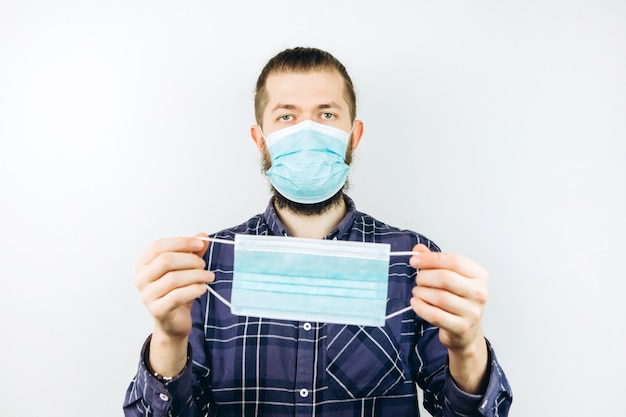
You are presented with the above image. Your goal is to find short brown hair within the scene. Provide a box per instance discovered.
[254,47,357,126]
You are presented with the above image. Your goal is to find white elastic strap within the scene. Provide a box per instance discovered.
[384,305,414,320]
[206,284,232,308]
[385,251,418,319]
[206,285,413,322]
[197,237,234,307]
[196,236,235,245]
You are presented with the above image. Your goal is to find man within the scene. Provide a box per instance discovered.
[124,47,512,417]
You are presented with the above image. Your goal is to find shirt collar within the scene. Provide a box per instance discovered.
[263,195,357,240]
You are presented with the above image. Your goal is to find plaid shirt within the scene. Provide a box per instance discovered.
[124,196,512,417]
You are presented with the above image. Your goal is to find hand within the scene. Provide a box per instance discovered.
[409,244,487,351]
[409,244,489,393]
[135,233,214,341]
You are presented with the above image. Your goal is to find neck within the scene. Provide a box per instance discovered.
[275,198,347,239]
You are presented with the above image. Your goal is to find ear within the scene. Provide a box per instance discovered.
[250,125,265,152]
[350,120,364,151]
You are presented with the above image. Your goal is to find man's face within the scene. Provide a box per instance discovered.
[252,69,363,215]
[257,69,358,169]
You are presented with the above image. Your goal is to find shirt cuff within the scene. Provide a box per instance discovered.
[138,335,194,416]
[444,369,483,415]
[445,339,512,417]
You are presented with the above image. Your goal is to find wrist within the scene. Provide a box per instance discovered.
[147,331,189,379]
[147,360,188,383]
[448,336,489,394]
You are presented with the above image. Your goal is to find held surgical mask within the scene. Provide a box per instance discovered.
[261,120,352,204]
[201,235,417,327]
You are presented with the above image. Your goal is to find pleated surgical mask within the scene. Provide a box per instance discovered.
[201,235,417,327]
[261,120,352,204]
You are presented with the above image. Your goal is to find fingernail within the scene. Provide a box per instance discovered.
[191,239,204,249]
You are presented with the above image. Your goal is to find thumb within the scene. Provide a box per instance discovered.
[411,243,432,254]
[409,243,431,270]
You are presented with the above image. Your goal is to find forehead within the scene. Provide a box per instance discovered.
[264,70,347,110]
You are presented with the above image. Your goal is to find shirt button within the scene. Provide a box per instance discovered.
[299,388,309,398]
[159,393,169,401]
[303,322,312,331]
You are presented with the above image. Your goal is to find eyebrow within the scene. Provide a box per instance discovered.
[271,101,343,112]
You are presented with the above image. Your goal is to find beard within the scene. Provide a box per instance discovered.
[260,140,353,216]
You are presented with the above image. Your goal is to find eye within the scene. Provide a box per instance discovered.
[321,112,335,120]
[279,114,293,122]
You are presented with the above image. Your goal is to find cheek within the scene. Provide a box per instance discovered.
[261,143,272,171]
[343,137,355,165]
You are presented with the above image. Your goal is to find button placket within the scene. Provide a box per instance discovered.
[294,321,315,409]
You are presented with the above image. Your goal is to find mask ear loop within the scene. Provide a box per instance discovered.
[196,236,421,321]
[207,287,416,321]
[384,251,420,320]
[385,306,414,320]
[207,284,231,308]
[196,237,235,308]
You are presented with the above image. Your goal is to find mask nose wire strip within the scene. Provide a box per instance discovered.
[196,237,421,256]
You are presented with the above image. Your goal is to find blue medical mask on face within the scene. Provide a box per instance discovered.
[262,120,352,204]
[203,235,417,327]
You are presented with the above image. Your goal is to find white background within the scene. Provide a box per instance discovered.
[1,1,624,416]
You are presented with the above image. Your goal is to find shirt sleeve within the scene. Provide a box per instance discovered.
[122,336,198,417]
[443,340,513,416]
[414,323,513,417]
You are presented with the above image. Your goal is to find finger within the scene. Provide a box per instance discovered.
[142,268,214,306]
[148,283,209,319]
[137,252,207,289]
[412,285,481,319]
[192,232,210,258]
[410,293,476,336]
[416,269,488,303]
[409,244,487,279]
[138,237,206,267]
